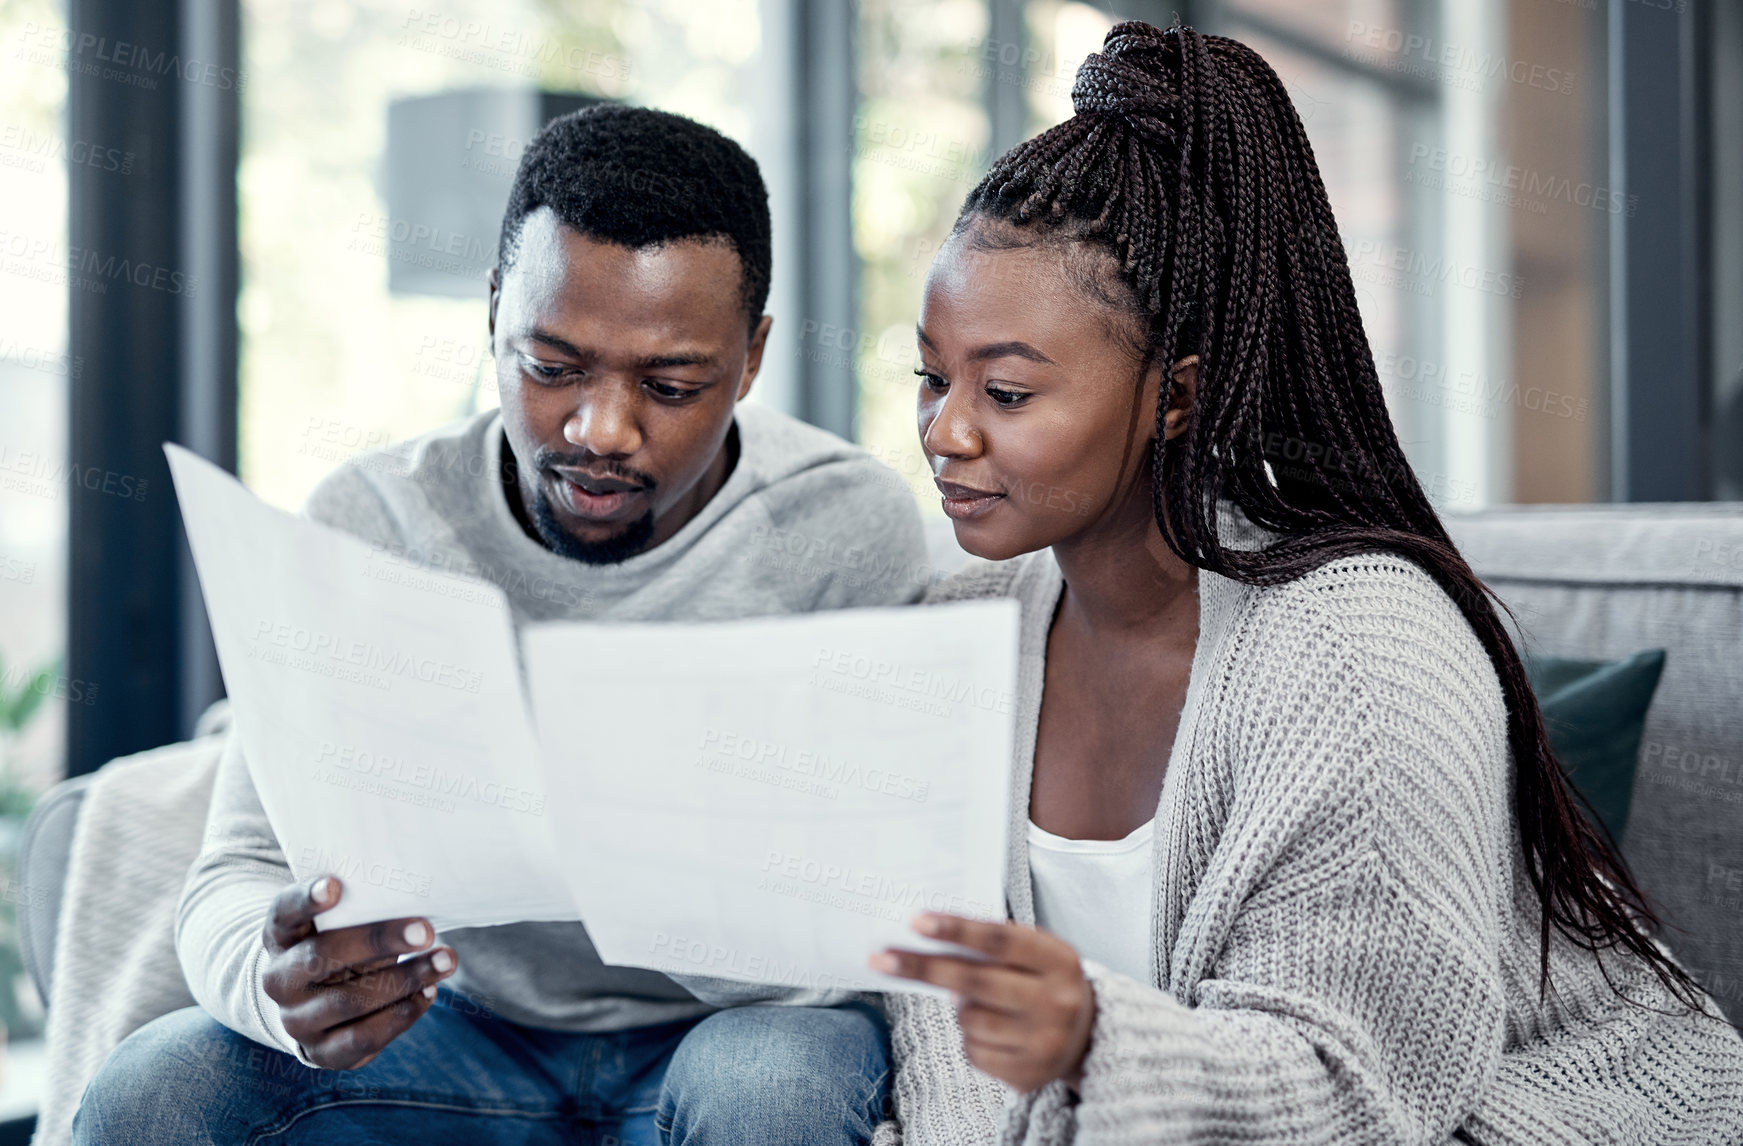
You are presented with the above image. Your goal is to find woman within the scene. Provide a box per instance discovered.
[866,21,1743,1145]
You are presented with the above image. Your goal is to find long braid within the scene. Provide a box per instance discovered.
[957,20,1702,1009]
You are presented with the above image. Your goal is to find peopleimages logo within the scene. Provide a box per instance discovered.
[1342,238,1525,300]
[0,229,198,296]
[395,10,632,88]
[0,124,134,175]
[696,727,932,803]
[647,934,856,992]
[16,22,247,91]
[314,741,546,816]
[1343,21,1575,95]
[293,847,432,898]
[364,540,592,610]
[745,523,943,594]
[0,554,36,584]
[808,646,1015,718]
[761,851,991,910]
[0,336,81,377]
[0,665,98,706]
[347,212,495,281]
[248,619,484,694]
[0,444,148,501]
[1405,144,1636,217]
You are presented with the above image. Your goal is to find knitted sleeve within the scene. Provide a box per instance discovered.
[884,991,1011,1145]
[1008,557,1515,1145]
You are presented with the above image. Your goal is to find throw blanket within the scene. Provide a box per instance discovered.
[33,727,224,1145]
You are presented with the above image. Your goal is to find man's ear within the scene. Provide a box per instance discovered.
[487,266,502,349]
[738,314,774,401]
[1163,355,1199,441]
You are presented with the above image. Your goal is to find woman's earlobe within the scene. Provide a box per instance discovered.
[1169,355,1200,404]
[1162,356,1198,441]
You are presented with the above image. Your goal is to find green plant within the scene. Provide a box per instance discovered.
[0,652,54,1037]
[0,652,56,735]
[0,652,57,816]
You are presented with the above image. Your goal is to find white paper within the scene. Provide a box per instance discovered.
[522,603,1017,994]
[169,444,1020,991]
[166,445,576,932]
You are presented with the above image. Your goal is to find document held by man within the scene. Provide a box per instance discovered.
[167,444,1017,991]
[165,444,578,933]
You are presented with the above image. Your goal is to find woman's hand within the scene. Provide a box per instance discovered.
[871,913,1095,1093]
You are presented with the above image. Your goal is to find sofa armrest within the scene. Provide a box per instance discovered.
[17,776,95,1006]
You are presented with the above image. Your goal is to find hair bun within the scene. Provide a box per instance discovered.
[1070,21,1183,146]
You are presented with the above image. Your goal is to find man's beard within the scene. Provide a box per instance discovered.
[528,485,657,565]
[525,443,660,565]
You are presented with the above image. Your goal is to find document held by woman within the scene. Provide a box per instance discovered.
[165,443,1016,993]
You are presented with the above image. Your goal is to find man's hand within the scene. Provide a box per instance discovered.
[261,875,457,1070]
[871,913,1095,1093]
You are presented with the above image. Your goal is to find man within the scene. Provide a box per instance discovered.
[75,105,924,1144]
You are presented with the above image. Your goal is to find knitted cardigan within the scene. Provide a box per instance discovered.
[874,540,1743,1146]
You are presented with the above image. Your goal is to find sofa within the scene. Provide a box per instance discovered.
[1442,502,1743,1022]
[19,503,1743,1021]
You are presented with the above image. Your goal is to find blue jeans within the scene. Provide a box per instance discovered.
[73,990,889,1145]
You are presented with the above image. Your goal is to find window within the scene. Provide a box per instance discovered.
[0,0,77,1050]
[858,0,1618,510]
[853,0,991,510]
[1212,0,1612,506]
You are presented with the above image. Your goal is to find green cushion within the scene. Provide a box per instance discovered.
[1523,649,1666,844]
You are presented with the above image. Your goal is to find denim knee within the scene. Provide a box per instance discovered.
[73,1006,307,1146]
[657,1002,890,1146]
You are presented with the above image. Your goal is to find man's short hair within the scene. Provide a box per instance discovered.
[497,104,771,332]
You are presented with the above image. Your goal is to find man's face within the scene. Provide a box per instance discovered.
[488,207,771,563]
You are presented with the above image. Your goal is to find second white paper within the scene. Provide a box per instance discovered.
[523,601,1018,994]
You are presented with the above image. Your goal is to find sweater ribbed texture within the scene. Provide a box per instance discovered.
[880,534,1743,1145]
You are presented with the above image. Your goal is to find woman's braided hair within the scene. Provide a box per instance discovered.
[962,20,1701,1007]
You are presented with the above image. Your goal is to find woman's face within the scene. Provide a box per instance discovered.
[916,226,1178,562]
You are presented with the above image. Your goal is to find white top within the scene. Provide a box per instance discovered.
[1026,816,1155,984]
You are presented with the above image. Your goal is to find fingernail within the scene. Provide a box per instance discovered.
[432,949,454,974]
[868,952,898,974]
[404,921,430,948]
[313,877,335,904]
[915,914,941,936]
[422,985,437,1000]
